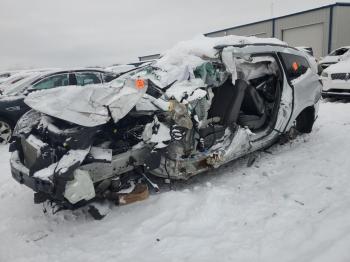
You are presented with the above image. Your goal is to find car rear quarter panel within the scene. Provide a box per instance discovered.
[287,69,322,130]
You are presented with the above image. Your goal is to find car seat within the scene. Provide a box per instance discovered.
[200,78,247,151]
[238,83,267,130]
[208,78,247,126]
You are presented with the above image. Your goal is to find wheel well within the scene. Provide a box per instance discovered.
[295,106,315,133]
[0,115,15,129]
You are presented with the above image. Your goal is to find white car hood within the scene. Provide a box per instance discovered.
[319,56,339,64]
[324,59,350,74]
[24,81,147,127]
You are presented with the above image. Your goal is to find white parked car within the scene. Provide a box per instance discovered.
[318,46,350,73]
[321,58,350,98]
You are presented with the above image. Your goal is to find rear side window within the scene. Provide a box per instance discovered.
[76,72,102,86]
[33,74,69,90]
[279,53,310,81]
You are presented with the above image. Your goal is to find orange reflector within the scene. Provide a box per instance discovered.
[135,79,145,89]
[292,62,299,72]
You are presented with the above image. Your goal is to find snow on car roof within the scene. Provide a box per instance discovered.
[150,35,286,87]
[156,35,285,69]
[105,64,136,74]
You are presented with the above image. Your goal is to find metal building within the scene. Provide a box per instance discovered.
[205,2,350,58]
[138,2,350,61]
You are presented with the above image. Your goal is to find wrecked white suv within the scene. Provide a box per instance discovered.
[10,36,322,216]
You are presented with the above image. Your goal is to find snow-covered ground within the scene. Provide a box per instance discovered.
[1,100,350,262]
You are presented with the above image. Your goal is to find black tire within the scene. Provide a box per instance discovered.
[0,117,14,144]
[295,106,315,134]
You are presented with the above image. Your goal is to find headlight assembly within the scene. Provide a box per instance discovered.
[321,71,329,78]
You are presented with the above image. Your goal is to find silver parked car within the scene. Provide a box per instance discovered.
[10,36,322,217]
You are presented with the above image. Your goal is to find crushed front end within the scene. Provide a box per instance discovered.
[10,109,161,210]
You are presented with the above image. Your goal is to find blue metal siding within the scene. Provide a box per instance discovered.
[205,2,350,37]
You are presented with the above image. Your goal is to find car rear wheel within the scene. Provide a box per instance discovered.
[0,118,13,144]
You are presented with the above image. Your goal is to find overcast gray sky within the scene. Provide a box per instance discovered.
[0,0,347,70]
